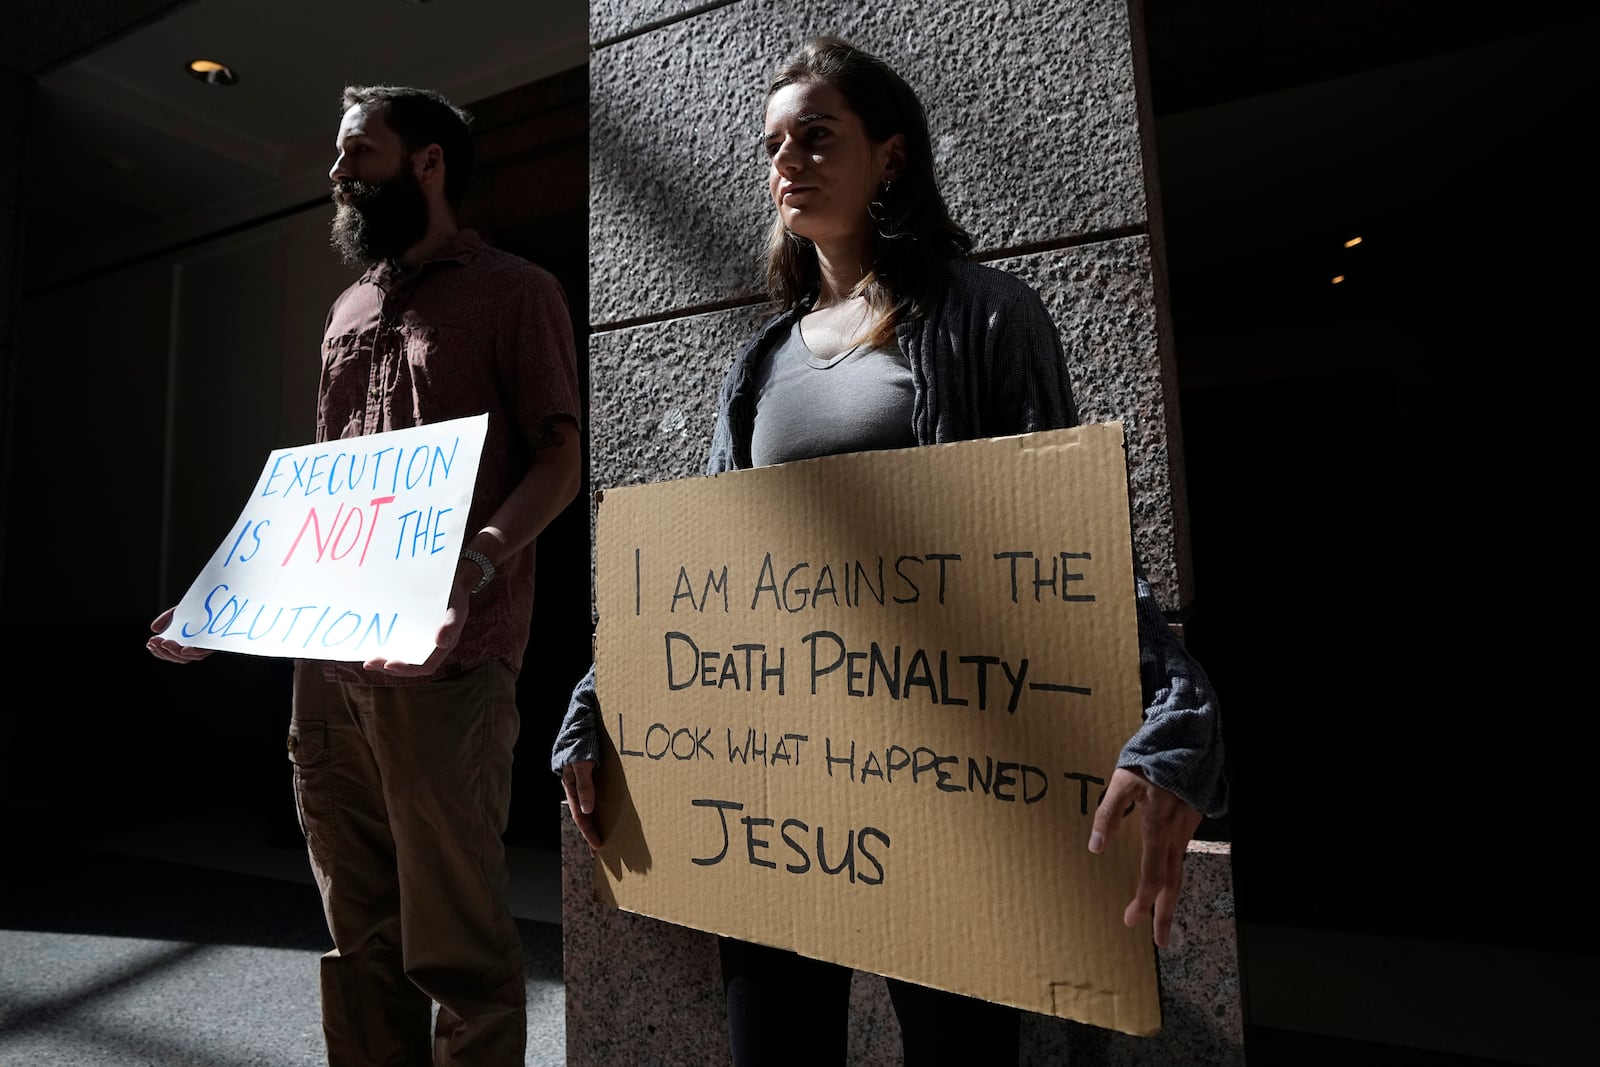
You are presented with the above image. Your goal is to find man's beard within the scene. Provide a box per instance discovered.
[329,165,430,269]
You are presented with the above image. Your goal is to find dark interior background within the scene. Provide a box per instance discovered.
[1147,0,1596,959]
[0,61,592,857]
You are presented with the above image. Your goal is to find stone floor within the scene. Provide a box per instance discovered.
[1,795,1588,1067]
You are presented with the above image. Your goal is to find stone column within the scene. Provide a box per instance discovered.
[574,1,1234,1062]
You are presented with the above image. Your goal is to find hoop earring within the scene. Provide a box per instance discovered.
[868,179,908,241]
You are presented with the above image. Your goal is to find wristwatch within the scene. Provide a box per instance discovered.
[461,549,496,594]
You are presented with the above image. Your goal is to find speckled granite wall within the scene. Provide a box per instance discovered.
[590,0,1146,323]
[587,0,1192,609]
[562,808,1244,1066]
[572,0,1232,1061]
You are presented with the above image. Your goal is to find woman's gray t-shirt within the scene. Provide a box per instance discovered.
[749,320,916,467]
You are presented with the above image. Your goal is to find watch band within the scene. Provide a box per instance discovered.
[461,549,496,594]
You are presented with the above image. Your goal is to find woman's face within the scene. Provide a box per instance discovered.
[764,80,900,250]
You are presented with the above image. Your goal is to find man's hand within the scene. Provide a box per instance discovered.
[361,573,471,676]
[1088,766,1204,949]
[561,759,603,852]
[146,607,214,665]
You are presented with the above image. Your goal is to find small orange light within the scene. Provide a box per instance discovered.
[1343,236,1363,248]
[186,59,239,86]
[1331,275,1346,284]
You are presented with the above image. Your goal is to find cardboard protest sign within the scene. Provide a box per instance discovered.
[591,423,1160,1035]
[159,414,488,664]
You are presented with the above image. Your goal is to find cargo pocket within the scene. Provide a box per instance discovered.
[286,719,332,867]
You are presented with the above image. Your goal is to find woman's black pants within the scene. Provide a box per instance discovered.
[719,936,1021,1066]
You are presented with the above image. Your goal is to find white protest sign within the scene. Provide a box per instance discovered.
[160,414,488,663]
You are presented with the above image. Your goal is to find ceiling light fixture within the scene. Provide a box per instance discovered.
[1343,236,1363,248]
[187,59,239,86]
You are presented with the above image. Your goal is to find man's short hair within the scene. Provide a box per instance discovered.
[342,85,474,208]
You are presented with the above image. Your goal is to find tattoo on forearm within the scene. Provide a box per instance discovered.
[533,415,579,451]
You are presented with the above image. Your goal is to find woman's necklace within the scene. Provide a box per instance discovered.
[800,295,872,360]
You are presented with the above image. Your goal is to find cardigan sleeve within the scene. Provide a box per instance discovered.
[1117,573,1229,817]
[552,662,600,771]
[988,276,1079,435]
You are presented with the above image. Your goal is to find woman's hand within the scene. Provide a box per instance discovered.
[561,759,603,852]
[1087,766,1203,948]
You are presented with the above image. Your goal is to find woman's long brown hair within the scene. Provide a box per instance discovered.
[764,36,973,348]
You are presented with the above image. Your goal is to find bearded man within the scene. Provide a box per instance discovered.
[149,84,582,1066]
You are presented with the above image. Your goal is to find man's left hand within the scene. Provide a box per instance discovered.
[1087,766,1204,949]
[361,576,470,676]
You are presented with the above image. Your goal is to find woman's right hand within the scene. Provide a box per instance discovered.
[561,759,603,851]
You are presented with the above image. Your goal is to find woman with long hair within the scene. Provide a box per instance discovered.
[555,34,1226,1065]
